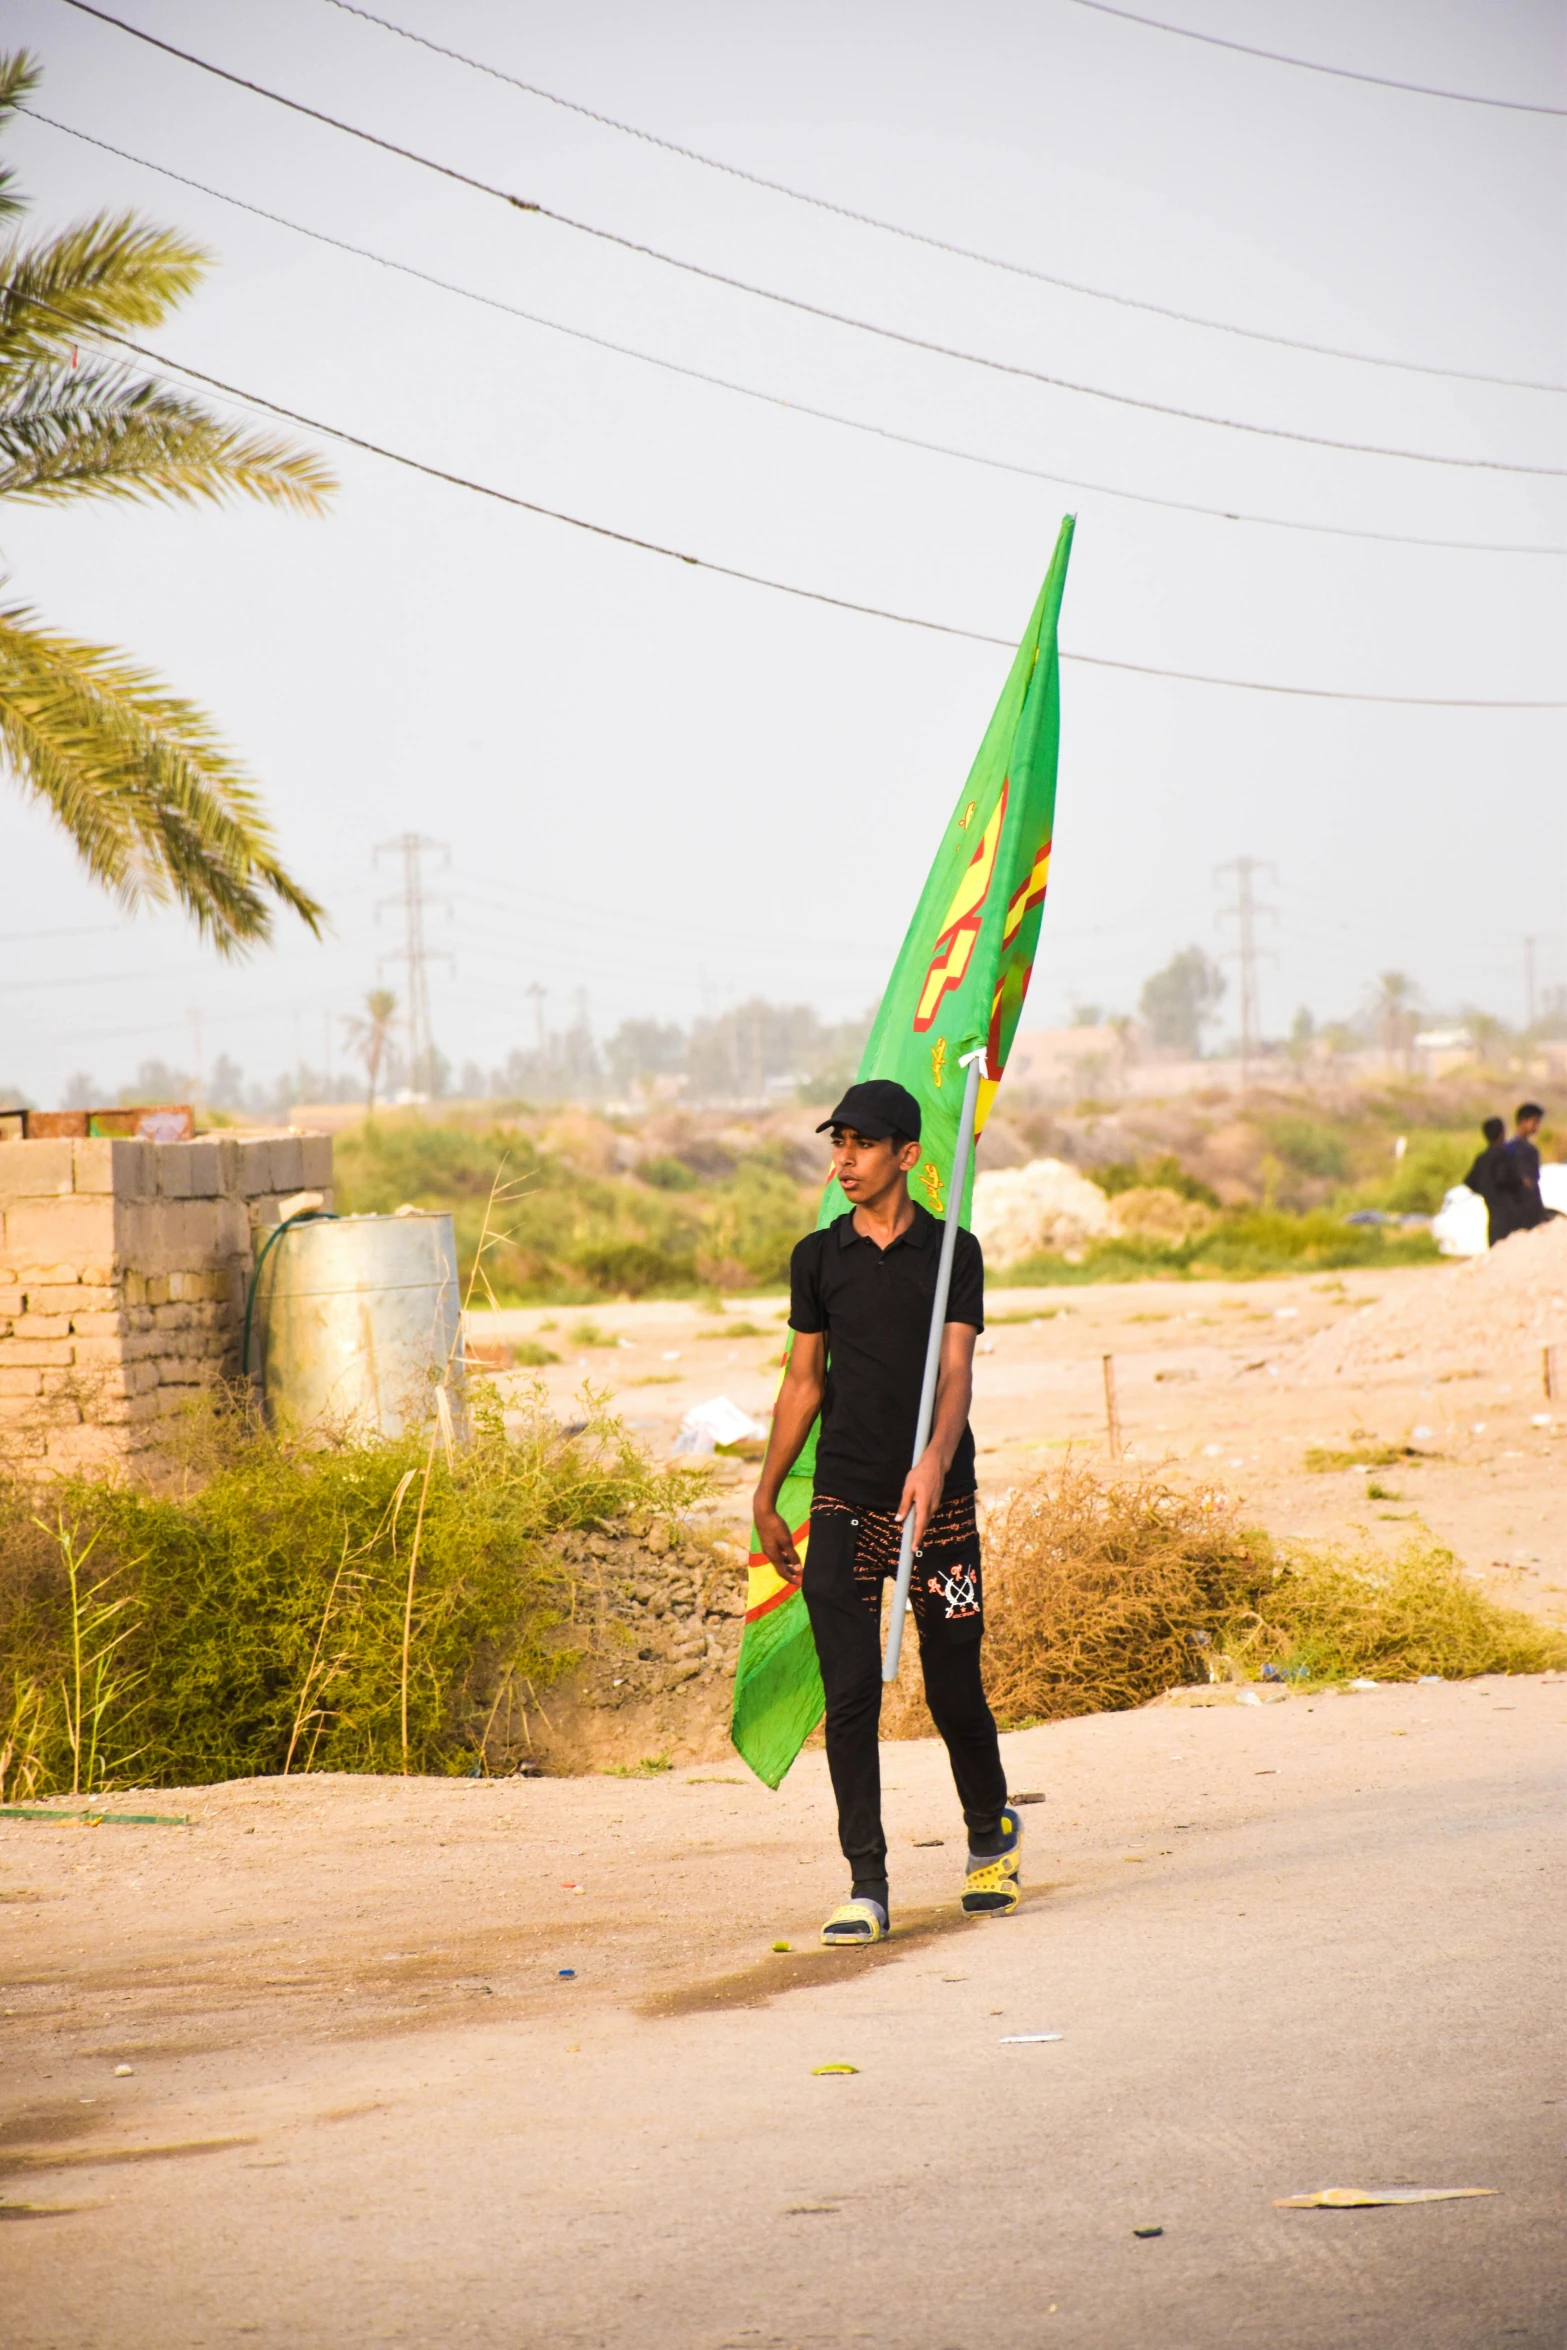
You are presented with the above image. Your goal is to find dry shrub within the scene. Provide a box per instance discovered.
[880,1461,1567,1739]
[979,1465,1254,1724]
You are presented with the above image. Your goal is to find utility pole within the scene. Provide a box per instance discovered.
[375,834,451,1098]
[187,1007,204,1104]
[526,982,547,1055]
[1524,936,1537,1031]
[1215,858,1278,1091]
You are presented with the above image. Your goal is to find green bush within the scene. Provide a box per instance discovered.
[333,1118,810,1302]
[1376,1131,1475,1216]
[1000,1206,1440,1285]
[1195,1207,1439,1275]
[639,1156,700,1192]
[0,1392,702,1795]
[1090,1154,1221,1208]
[573,1240,697,1295]
[701,1158,814,1287]
[1265,1116,1352,1183]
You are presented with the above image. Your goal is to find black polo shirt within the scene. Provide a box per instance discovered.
[788,1201,985,1510]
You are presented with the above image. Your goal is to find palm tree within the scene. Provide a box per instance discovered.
[1372,970,1419,1069]
[0,52,334,954]
[345,988,397,1111]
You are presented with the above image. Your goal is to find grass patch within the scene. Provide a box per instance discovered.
[1304,1444,1425,1472]
[880,1463,1567,1736]
[1002,1209,1441,1286]
[0,1391,706,1797]
[603,1752,673,1777]
[512,1339,561,1367]
[987,1306,1070,1325]
[568,1322,621,1349]
[333,1119,813,1304]
[696,1321,775,1339]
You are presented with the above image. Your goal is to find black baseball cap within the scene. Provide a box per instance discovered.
[816,1079,922,1143]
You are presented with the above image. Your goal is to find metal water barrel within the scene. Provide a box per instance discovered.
[255,1211,464,1442]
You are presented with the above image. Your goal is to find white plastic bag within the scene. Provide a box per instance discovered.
[672,1395,764,1455]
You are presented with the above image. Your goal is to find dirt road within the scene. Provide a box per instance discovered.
[5,1673,1563,2348]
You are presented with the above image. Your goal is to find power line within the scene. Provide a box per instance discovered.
[56,3,1563,477]
[0,920,122,946]
[27,107,1561,559]
[1061,0,1567,115]
[0,963,182,991]
[62,313,1567,710]
[317,0,1565,395]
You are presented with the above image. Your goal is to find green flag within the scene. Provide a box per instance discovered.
[729,517,1076,1789]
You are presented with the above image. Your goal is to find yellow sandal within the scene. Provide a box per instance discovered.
[962,1806,1023,1915]
[820,1897,888,1946]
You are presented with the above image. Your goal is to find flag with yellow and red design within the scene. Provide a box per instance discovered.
[730,518,1075,1789]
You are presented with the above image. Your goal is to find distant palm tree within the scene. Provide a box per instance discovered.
[1372,970,1419,1069]
[345,988,397,1111]
[0,52,334,953]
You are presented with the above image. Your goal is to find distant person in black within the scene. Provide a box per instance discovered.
[1465,1116,1525,1247]
[1506,1102,1555,1231]
[751,1079,1019,1948]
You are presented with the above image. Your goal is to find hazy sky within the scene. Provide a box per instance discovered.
[2,0,1563,1105]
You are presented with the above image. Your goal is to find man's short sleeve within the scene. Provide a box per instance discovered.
[789,1231,826,1333]
[946,1226,984,1331]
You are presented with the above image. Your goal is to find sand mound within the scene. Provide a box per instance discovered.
[1290,1217,1567,1381]
[972,1158,1116,1265]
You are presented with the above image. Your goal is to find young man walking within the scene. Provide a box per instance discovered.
[751,1079,1021,1947]
[1506,1103,1554,1232]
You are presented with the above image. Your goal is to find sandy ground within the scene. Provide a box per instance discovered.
[470,1263,1567,1632]
[4,1675,1564,2347]
[5,1257,1565,2344]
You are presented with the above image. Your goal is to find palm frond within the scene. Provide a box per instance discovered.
[0,214,210,382]
[0,361,335,511]
[0,599,324,955]
[0,53,41,225]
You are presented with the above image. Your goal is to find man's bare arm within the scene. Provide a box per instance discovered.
[896,1321,977,1550]
[751,1331,826,1573]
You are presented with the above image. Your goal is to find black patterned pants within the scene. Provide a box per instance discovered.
[803,1491,1007,1883]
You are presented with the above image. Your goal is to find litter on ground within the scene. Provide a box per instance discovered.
[1275,2187,1496,2208]
[672,1396,765,1455]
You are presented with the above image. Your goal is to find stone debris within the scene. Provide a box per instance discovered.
[552,1515,748,1718]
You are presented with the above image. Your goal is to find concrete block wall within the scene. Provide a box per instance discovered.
[0,1131,333,1472]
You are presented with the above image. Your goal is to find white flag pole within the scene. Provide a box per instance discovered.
[883,1047,987,1683]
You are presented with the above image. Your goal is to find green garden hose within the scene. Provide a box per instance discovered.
[240,1209,338,1387]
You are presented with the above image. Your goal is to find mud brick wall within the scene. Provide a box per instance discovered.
[0,1131,333,1472]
